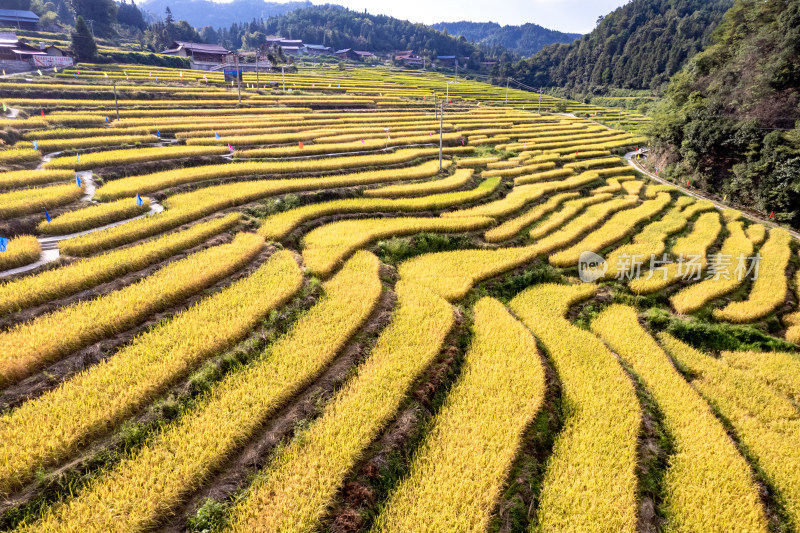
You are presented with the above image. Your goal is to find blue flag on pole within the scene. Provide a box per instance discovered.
[215,132,220,140]
[156,128,161,137]
[105,116,109,124]
[136,193,143,206]
[0,237,8,253]
[76,175,81,187]
[44,208,51,223]
[32,140,37,150]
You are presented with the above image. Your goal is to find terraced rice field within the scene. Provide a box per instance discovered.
[0,64,797,533]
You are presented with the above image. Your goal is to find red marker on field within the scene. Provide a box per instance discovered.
[299,142,304,149]
[40,110,44,117]
[770,211,774,219]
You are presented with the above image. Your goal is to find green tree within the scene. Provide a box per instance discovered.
[117,0,146,30]
[4,0,31,10]
[70,0,117,36]
[71,15,97,61]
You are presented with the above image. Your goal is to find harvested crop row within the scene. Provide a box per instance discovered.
[629,211,722,294]
[456,156,500,167]
[658,333,800,529]
[94,147,452,201]
[302,215,494,276]
[621,180,644,195]
[62,160,451,256]
[670,221,754,314]
[722,350,800,403]
[510,284,640,532]
[481,161,556,178]
[38,196,151,235]
[0,235,41,271]
[563,156,622,170]
[0,214,239,316]
[184,124,449,146]
[259,173,496,240]
[18,134,157,153]
[483,192,579,242]
[558,149,612,162]
[513,168,574,185]
[713,228,793,323]
[364,169,470,198]
[227,280,454,533]
[0,169,73,189]
[0,182,84,219]
[234,133,462,158]
[23,127,150,140]
[532,196,640,250]
[0,232,264,387]
[443,171,603,220]
[528,193,617,240]
[787,258,800,344]
[0,250,302,495]
[398,246,546,301]
[371,297,545,533]
[19,251,382,533]
[746,224,767,246]
[593,307,768,533]
[585,206,690,281]
[0,148,40,165]
[565,200,687,279]
[589,176,635,194]
[44,145,231,171]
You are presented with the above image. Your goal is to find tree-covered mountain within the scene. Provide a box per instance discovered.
[137,0,311,29]
[650,0,800,228]
[430,21,580,57]
[506,0,733,92]
[206,5,482,62]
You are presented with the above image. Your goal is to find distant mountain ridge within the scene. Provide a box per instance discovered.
[138,0,312,28]
[509,0,734,92]
[430,21,580,57]
[207,5,483,62]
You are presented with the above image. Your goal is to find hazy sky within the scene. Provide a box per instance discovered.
[323,0,628,34]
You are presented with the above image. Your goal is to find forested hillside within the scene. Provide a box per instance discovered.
[650,0,800,227]
[430,21,580,57]
[138,0,311,30]
[508,0,733,92]
[206,6,482,62]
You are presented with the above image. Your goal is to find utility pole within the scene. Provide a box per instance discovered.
[282,65,285,92]
[446,80,457,104]
[255,50,259,88]
[505,77,509,105]
[235,53,241,104]
[434,94,437,121]
[439,102,443,171]
[112,80,119,121]
[538,87,543,114]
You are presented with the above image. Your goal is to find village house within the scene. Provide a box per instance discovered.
[0,32,73,73]
[0,9,39,31]
[160,41,233,69]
